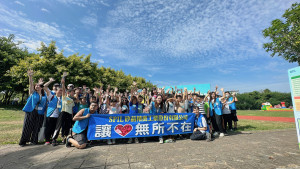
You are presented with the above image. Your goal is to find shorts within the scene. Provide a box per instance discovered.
[73,131,87,145]
[231,110,238,122]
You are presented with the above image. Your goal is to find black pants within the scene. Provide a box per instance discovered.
[45,117,58,142]
[231,110,238,122]
[190,131,206,140]
[52,111,73,140]
[212,110,225,133]
[32,114,44,143]
[19,110,42,145]
[223,114,232,130]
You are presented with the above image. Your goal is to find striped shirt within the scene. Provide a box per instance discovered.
[194,101,205,114]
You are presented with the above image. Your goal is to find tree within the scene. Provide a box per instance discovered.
[4,36,155,105]
[236,89,292,110]
[262,3,300,65]
[0,34,31,104]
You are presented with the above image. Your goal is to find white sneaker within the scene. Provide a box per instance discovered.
[134,138,139,143]
[159,137,164,144]
[112,139,116,144]
[127,138,133,144]
[219,133,225,137]
[107,139,112,145]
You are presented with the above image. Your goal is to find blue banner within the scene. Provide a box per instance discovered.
[87,113,195,140]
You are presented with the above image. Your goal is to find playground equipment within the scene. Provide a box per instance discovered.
[262,102,293,111]
[281,102,286,108]
[261,102,272,110]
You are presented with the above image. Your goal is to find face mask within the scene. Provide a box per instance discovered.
[226,94,229,97]
[169,103,173,107]
[207,97,210,101]
[111,107,116,112]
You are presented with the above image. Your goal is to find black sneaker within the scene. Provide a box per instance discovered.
[30,142,38,145]
[19,141,26,147]
[65,136,72,148]
[52,140,57,146]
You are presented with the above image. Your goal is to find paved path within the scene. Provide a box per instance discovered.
[1,129,300,169]
[238,115,295,122]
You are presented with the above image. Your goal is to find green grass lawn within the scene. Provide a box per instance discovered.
[0,107,24,144]
[237,110,295,118]
[237,119,295,131]
[0,108,297,145]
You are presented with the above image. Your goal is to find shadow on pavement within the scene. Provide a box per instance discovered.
[0,143,105,169]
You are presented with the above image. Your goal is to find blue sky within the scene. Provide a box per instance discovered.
[0,0,299,93]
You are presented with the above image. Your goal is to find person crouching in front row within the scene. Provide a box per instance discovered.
[66,102,98,149]
[190,106,211,141]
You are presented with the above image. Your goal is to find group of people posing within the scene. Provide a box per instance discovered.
[19,70,238,149]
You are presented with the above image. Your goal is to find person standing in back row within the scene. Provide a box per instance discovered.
[19,70,47,146]
[229,92,238,130]
[52,72,75,145]
[43,76,63,146]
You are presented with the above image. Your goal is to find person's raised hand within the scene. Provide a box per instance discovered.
[49,77,55,82]
[38,78,44,85]
[62,71,68,77]
[27,69,34,77]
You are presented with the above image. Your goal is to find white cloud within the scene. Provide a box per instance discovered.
[92,59,105,64]
[56,0,86,7]
[147,74,152,78]
[80,14,97,27]
[51,22,59,28]
[95,0,298,68]
[41,8,50,13]
[14,1,24,6]
[56,0,111,7]
[87,44,92,49]
[0,2,65,52]
[63,44,75,53]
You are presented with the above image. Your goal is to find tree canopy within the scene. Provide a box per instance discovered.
[1,35,155,104]
[263,3,300,65]
[236,89,292,110]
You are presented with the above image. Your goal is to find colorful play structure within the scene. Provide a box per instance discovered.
[261,102,293,111]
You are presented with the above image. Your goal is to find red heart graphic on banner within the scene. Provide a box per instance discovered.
[114,124,133,137]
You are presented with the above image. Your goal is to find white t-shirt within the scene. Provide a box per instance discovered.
[166,101,176,113]
[223,102,231,114]
[47,93,62,118]
[199,116,207,133]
